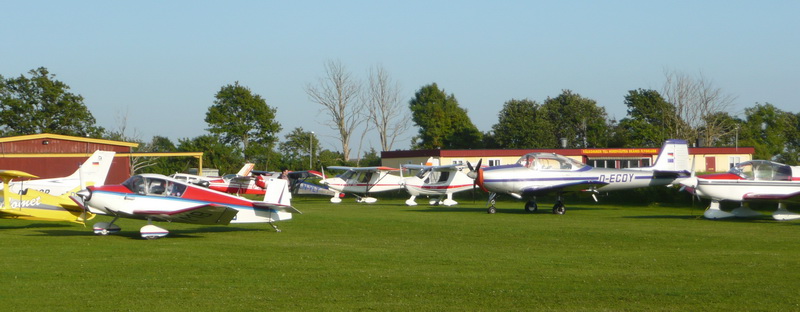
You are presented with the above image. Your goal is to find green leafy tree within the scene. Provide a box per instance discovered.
[739,103,793,161]
[781,112,800,165]
[357,147,382,167]
[279,127,320,170]
[317,149,347,169]
[205,82,281,163]
[409,83,482,149]
[541,90,609,148]
[177,135,244,175]
[0,67,103,137]
[617,89,682,147]
[490,98,553,148]
[145,136,188,175]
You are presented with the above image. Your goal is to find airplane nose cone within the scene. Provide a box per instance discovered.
[679,177,698,189]
[77,189,91,199]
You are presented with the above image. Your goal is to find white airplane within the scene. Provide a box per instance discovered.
[71,173,300,239]
[679,160,800,220]
[1,150,116,196]
[468,139,691,214]
[320,166,404,203]
[400,162,475,206]
[171,163,259,192]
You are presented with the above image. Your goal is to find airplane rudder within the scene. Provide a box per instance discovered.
[263,178,292,206]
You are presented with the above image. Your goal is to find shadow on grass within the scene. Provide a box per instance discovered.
[31,225,265,239]
[0,223,74,230]
[411,204,605,215]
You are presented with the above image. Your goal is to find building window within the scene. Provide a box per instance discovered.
[729,156,741,169]
[452,160,464,165]
[488,159,501,166]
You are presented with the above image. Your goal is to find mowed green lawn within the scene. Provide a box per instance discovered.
[1,195,799,311]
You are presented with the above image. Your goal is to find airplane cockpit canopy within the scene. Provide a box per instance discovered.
[730,160,793,181]
[122,175,187,197]
[516,153,586,171]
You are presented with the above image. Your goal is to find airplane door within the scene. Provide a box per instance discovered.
[705,157,716,172]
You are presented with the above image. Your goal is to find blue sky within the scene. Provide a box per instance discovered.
[3,1,798,154]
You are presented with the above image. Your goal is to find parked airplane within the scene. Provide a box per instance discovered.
[285,170,340,197]
[400,163,474,206]
[71,173,300,239]
[679,160,800,220]
[170,163,255,188]
[320,166,404,203]
[0,170,94,224]
[468,139,691,214]
[2,150,116,196]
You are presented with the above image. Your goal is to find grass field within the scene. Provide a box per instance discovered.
[1,195,799,311]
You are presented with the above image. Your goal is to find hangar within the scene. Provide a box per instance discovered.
[0,133,139,184]
[381,145,755,173]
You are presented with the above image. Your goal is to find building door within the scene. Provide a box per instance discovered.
[705,157,716,172]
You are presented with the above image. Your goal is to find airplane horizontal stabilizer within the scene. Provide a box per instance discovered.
[253,202,302,214]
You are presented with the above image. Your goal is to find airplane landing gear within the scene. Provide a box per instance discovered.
[487,192,497,214]
[93,217,121,235]
[524,200,538,213]
[552,201,565,215]
[140,224,169,239]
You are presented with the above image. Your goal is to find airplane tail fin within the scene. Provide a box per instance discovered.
[650,139,690,172]
[66,151,116,186]
[263,178,293,207]
[236,163,256,176]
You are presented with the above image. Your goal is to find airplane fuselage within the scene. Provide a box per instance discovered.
[402,174,474,196]
[86,184,292,224]
[480,164,679,195]
[694,177,800,202]
[323,176,404,195]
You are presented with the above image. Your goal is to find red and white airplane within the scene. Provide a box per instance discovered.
[320,166,404,203]
[171,163,275,195]
[72,173,300,239]
[679,160,800,220]
[400,162,474,206]
[1,150,116,196]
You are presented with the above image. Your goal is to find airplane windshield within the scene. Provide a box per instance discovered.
[730,160,792,181]
[516,153,586,171]
[122,176,187,197]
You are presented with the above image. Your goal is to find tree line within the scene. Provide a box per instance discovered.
[1,65,797,177]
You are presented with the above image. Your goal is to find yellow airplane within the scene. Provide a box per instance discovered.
[0,170,94,224]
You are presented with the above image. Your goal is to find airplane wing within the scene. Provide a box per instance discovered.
[520,180,609,196]
[403,164,463,172]
[0,170,39,180]
[327,166,400,172]
[132,204,239,225]
[253,202,303,214]
[743,191,800,204]
[229,176,253,184]
[287,170,325,180]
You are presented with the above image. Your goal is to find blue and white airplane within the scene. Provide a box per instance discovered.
[467,140,690,214]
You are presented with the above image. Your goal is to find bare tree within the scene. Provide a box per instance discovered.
[662,70,737,146]
[108,108,158,175]
[364,65,409,151]
[305,60,364,161]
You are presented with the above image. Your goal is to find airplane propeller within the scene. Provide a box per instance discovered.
[466,159,482,202]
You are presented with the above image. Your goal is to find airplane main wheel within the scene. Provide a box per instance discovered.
[487,206,496,214]
[525,201,538,213]
[553,202,565,215]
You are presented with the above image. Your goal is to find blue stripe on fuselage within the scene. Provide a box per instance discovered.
[90,190,276,213]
